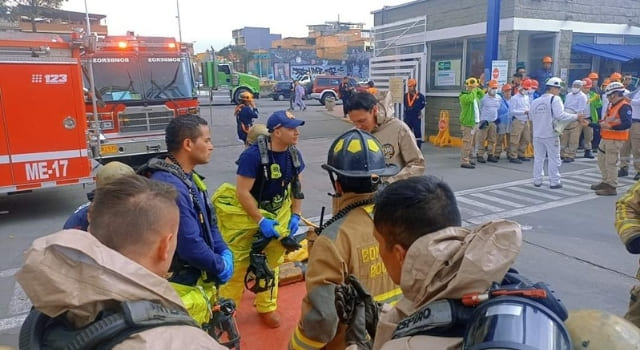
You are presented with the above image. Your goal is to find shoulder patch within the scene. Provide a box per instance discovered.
[382,144,395,159]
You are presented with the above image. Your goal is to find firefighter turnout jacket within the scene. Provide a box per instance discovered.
[290,192,402,350]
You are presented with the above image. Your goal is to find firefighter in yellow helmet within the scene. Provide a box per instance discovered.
[290,129,401,350]
[459,77,484,168]
[565,309,640,349]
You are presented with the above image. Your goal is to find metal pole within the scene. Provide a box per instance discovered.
[176,0,183,43]
[84,0,101,159]
[484,0,501,82]
[258,49,262,77]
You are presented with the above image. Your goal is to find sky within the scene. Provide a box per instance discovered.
[62,0,410,53]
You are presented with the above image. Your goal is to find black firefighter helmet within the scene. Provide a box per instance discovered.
[322,129,399,179]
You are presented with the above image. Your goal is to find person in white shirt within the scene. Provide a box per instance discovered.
[560,80,588,162]
[530,77,584,189]
[508,78,533,163]
[476,80,502,163]
[619,87,640,180]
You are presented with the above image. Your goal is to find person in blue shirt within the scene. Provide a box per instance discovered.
[531,56,554,94]
[403,78,426,148]
[235,91,259,145]
[219,110,305,329]
[147,115,233,287]
[63,161,135,231]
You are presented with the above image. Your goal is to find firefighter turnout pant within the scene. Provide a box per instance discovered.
[619,122,640,172]
[560,121,582,159]
[476,123,497,157]
[460,125,476,165]
[598,139,624,187]
[509,119,530,159]
[219,229,286,313]
[495,133,510,158]
[533,136,562,187]
[626,282,640,328]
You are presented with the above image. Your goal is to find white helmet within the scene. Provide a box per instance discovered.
[605,81,626,96]
[572,80,584,87]
[546,77,563,88]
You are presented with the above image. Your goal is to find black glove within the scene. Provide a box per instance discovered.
[346,299,371,349]
[494,118,501,125]
[479,120,489,130]
[347,275,380,339]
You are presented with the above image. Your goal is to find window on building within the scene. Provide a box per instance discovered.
[429,40,463,90]
[466,37,485,81]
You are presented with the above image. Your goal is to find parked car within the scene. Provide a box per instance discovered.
[271,80,292,101]
[309,75,367,105]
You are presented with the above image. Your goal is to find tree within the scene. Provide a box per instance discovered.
[14,0,67,32]
[217,45,252,73]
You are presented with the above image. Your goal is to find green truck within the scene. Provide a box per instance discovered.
[201,60,260,104]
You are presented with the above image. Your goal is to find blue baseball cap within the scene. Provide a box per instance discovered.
[267,110,305,132]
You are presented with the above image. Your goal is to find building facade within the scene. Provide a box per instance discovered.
[371,0,640,137]
[232,27,281,51]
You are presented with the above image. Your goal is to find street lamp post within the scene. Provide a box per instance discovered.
[176,0,183,43]
[258,48,262,78]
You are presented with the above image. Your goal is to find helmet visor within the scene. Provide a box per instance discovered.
[463,297,572,350]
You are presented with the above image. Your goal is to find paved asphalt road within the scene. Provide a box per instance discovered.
[0,95,638,347]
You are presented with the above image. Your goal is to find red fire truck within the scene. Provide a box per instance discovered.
[82,34,199,165]
[0,32,93,194]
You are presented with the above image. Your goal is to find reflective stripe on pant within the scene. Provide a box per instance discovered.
[619,122,640,171]
[404,114,422,144]
[509,119,530,159]
[476,123,497,157]
[598,139,624,187]
[219,229,286,313]
[533,136,561,186]
[460,125,475,164]
[560,121,581,158]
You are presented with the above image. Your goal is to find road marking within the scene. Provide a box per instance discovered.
[458,206,485,218]
[559,183,591,193]
[456,197,504,212]
[469,193,524,208]
[8,284,30,316]
[489,189,543,204]
[467,184,633,225]
[560,178,590,186]
[0,314,27,332]
[0,268,18,278]
[453,168,597,195]
[507,187,562,200]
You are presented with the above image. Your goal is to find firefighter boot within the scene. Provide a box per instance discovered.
[259,311,281,328]
[595,183,617,196]
[591,182,606,190]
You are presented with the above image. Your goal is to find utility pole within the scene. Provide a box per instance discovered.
[176,0,183,43]
[484,0,501,82]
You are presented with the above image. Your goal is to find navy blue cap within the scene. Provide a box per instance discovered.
[267,110,305,132]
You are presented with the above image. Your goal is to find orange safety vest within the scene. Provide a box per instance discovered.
[601,100,630,141]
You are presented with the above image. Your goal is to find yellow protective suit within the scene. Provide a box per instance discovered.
[212,182,292,313]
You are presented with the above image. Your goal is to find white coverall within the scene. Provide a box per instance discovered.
[530,93,578,186]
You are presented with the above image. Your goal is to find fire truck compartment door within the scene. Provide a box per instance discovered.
[0,89,11,188]
[0,60,91,186]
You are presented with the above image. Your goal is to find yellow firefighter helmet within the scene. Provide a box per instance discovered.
[565,309,640,349]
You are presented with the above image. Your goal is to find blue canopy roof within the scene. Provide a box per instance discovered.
[572,43,640,62]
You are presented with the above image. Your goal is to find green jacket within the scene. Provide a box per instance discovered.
[588,91,602,123]
[459,88,485,127]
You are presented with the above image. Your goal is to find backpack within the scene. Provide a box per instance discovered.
[19,300,197,350]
